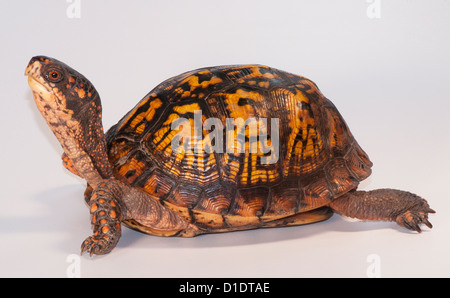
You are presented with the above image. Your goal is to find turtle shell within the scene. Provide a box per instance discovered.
[106,65,372,233]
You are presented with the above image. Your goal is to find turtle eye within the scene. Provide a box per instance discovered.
[46,69,64,83]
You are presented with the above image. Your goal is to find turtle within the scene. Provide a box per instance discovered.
[25,56,435,256]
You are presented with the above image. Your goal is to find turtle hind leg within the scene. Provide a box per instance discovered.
[262,207,334,228]
[330,189,435,232]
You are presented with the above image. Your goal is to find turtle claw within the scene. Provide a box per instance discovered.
[81,235,118,256]
[81,236,105,256]
[395,209,435,233]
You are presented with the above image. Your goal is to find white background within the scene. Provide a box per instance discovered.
[1,0,449,277]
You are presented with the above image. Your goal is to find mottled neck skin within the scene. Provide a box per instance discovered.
[25,56,112,189]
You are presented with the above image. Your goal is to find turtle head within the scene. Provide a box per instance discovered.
[25,56,99,120]
[25,56,113,187]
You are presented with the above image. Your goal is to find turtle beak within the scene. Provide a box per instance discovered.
[25,56,41,76]
[25,57,58,97]
[25,60,50,95]
[24,65,31,76]
[25,62,35,77]
[25,56,45,77]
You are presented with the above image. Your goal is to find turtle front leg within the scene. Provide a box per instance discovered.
[81,180,124,256]
[330,189,435,232]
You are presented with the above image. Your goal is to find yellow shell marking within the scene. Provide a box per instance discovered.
[282,88,324,176]
[174,72,223,99]
[121,97,163,130]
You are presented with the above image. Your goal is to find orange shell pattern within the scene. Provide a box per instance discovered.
[106,65,372,231]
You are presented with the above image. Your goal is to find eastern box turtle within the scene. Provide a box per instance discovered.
[25,56,435,256]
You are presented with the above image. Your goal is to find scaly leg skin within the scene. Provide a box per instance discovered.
[62,153,81,177]
[81,180,123,256]
[330,189,435,232]
[63,153,94,204]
